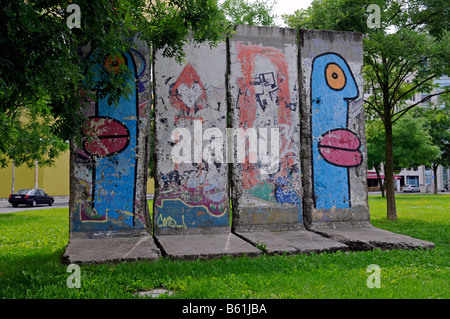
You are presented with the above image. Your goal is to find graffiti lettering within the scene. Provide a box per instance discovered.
[157,214,187,228]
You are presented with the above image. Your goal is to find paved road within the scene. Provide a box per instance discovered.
[0,197,69,214]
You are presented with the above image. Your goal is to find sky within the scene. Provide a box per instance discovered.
[272,0,313,26]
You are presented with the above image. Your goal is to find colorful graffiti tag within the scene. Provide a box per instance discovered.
[154,56,229,232]
[73,48,149,230]
[235,42,301,213]
[310,52,362,210]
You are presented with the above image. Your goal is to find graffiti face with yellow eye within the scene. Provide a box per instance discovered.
[325,62,346,91]
[311,52,361,210]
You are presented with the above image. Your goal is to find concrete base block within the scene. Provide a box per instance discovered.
[63,235,161,264]
[235,230,348,255]
[155,232,261,260]
[314,226,435,251]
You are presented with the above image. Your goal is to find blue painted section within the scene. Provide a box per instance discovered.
[95,51,137,225]
[155,200,229,230]
[311,53,358,210]
[88,51,139,227]
[274,176,300,205]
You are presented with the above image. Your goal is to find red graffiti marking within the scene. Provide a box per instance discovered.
[105,54,125,73]
[236,43,294,189]
[318,129,362,167]
[83,116,130,157]
[170,63,207,115]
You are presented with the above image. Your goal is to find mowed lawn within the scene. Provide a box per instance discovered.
[0,194,448,299]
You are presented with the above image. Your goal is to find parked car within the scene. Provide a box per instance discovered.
[403,184,420,193]
[8,189,54,207]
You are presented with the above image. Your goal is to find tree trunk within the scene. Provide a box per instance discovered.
[432,163,438,194]
[384,118,397,220]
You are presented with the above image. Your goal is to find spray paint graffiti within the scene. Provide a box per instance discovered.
[155,57,229,231]
[235,42,301,210]
[169,63,207,114]
[311,52,362,210]
[73,49,148,229]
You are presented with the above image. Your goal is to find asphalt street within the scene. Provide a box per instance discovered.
[0,197,69,214]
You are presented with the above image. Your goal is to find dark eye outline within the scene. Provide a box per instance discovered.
[324,62,346,91]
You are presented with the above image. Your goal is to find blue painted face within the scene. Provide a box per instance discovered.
[311,52,361,210]
[311,53,359,130]
[80,51,141,228]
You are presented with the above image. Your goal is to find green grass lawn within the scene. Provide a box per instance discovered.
[0,194,448,299]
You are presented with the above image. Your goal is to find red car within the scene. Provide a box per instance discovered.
[8,189,54,207]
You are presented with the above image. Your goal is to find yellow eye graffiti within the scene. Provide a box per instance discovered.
[325,63,346,90]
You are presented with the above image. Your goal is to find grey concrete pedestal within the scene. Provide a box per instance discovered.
[63,234,161,264]
[235,230,348,255]
[155,232,261,260]
[314,226,435,251]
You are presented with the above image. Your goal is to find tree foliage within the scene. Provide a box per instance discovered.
[366,113,440,195]
[220,0,278,26]
[412,101,450,192]
[0,0,228,168]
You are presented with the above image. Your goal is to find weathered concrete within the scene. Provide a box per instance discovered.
[66,26,434,263]
[235,230,348,255]
[155,233,261,260]
[296,29,433,250]
[69,34,152,234]
[153,34,230,235]
[315,227,435,251]
[63,234,161,264]
[298,29,369,230]
[229,25,303,233]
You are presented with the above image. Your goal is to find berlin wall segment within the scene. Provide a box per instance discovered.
[65,27,434,263]
[64,35,161,263]
[298,29,370,230]
[297,29,434,251]
[153,35,230,235]
[228,25,303,234]
[69,34,152,235]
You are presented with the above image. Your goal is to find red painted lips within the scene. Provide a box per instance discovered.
[318,129,362,167]
[83,117,130,157]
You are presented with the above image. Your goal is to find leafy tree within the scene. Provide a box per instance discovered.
[220,0,278,26]
[392,113,440,169]
[0,0,228,168]
[366,113,440,196]
[283,0,450,220]
[413,101,450,193]
[0,94,69,168]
